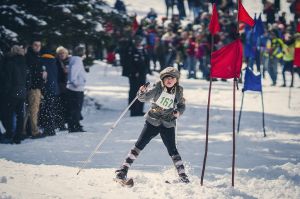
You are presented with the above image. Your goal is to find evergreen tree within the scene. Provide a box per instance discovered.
[0,0,130,58]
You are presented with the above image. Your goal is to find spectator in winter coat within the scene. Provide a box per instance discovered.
[39,49,60,136]
[290,0,300,29]
[114,0,126,15]
[165,0,175,19]
[263,1,276,25]
[66,46,87,133]
[56,46,70,130]
[162,29,176,68]
[260,31,270,78]
[176,0,186,20]
[146,26,158,71]
[146,8,158,21]
[281,34,295,87]
[115,67,189,184]
[186,36,197,79]
[267,31,283,86]
[118,32,134,77]
[128,36,148,116]
[24,40,47,138]
[1,45,27,144]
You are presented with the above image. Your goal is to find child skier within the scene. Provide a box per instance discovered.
[115,67,190,184]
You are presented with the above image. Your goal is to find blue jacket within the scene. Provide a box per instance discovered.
[40,54,59,95]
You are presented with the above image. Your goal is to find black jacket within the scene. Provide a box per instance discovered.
[3,55,27,99]
[26,47,44,90]
[56,57,69,93]
[129,45,148,78]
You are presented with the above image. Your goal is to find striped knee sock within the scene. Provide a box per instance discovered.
[121,146,141,170]
[171,154,186,176]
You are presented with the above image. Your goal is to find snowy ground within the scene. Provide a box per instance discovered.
[1,61,299,199]
[1,0,300,198]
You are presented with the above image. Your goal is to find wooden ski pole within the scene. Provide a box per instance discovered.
[76,82,150,175]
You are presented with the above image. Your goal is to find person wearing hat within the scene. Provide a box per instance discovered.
[115,67,190,184]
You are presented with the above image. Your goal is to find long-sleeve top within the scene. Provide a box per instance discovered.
[138,81,185,128]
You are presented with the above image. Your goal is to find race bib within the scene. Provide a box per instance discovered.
[155,90,175,109]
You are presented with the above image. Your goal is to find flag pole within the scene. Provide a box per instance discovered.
[231,0,242,187]
[201,28,214,187]
[261,91,266,137]
[232,78,237,187]
[201,78,212,186]
[237,91,245,134]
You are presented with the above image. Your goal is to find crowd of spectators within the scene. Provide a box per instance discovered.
[0,40,87,144]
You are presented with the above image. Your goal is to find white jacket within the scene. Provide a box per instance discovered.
[67,56,86,92]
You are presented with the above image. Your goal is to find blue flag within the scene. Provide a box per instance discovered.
[244,25,256,59]
[253,13,264,42]
[243,67,262,92]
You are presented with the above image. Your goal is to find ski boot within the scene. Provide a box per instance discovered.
[115,168,127,180]
[114,167,134,187]
[179,173,190,184]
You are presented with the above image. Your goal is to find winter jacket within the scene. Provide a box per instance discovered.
[281,40,295,62]
[138,81,185,128]
[56,57,69,93]
[41,54,60,95]
[26,47,44,90]
[271,38,284,59]
[114,0,126,13]
[67,56,86,92]
[129,45,148,78]
[3,55,27,99]
[119,37,134,77]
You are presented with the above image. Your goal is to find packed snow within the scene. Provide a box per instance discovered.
[0,60,299,198]
[1,0,300,198]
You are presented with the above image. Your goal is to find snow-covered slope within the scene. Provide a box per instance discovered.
[1,61,299,198]
[1,0,299,198]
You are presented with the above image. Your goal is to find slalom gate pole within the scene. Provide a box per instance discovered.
[201,9,215,185]
[201,78,212,186]
[261,91,266,137]
[76,82,150,175]
[237,91,245,134]
[288,86,292,109]
[232,79,237,187]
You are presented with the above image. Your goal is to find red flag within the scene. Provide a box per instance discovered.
[238,0,255,27]
[132,16,139,33]
[297,22,300,33]
[210,39,243,79]
[209,3,220,35]
[294,39,300,67]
